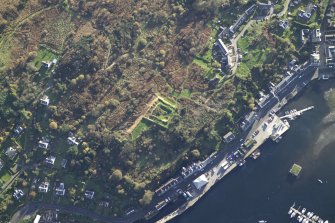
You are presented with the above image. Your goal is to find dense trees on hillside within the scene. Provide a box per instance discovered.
[0,0,293,217]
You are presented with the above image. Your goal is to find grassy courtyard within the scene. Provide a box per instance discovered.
[236,21,274,80]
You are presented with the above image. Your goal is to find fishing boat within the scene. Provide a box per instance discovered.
[258,220,267,223]
[290,212,296,218]
[288,209,293,214]
[252,150,261,159]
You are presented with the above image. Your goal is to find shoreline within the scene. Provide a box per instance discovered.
[155,70,319,223]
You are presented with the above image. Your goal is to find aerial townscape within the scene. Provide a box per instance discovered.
[0,0,334,223]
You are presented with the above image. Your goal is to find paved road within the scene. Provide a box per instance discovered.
[10,201,145,223]
[8,2,318,222]
[151,64,317,222]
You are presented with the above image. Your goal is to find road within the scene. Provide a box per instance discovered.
[8,2,319,222]
[230,0,290,74]
[153,63,317,223]
[230,19,255,74]
[10,201,144,223]
[9,63,317,223]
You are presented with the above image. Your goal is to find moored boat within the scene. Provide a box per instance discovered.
[302,208,306,214]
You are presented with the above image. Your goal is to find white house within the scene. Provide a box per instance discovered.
[38,140,49,149]
[13,189,24,200]
[55,183,65,196]
[67,136,79,146]
[38,182,49,193]
[40,95,50,106]
[5,147,17,160]
[85,190,95,199]
[45,156,56,165]
[311,29,321,43]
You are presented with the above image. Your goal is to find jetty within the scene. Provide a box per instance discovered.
[288,203,329,223]
[280,106,314,120]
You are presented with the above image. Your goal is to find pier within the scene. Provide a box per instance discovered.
[280,106,314,120]
[288,204,329,223]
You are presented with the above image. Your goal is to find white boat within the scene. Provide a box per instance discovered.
[239,160,246,166]
[302,219,308,223]
[288,209,293,214]
[324,221,329,223]
[291,212,296,218]
[298,216,303,222]
[302,208,306,214]
[258,220,267,223]
[318,179,323,183]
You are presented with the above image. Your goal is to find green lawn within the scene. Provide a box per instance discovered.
[0,170,12,186]
[131,119,151,140]
[236,22,272,79]
[193,57,211,71]
[290,163,302,176]
[32,47,57,70]
[147,98,177,128]
[0,37,12,72]
[179,89,191,98]
[192,21,219,77]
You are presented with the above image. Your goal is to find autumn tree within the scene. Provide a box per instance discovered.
[139,190,154,205]
[49,121,58,130]
[111,169,123,182]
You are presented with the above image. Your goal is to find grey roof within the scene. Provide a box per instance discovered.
[55,183,65,196]
[217,39,229,55]
[223,132,235,143]
[5,147,17,159]
[193,174,208,190]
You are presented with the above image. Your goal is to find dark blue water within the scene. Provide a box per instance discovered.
[170,82,335,223]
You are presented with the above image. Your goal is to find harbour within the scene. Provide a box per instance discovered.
[288,203,329,223]
[165,82,335,223]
